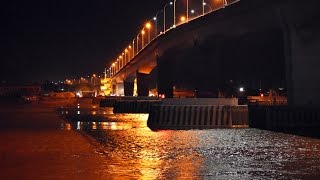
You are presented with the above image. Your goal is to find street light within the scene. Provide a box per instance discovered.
[122,53,125,68]
[125,48,128,63]
[92,74,96,85]
[153,10,162,37]
[136,33,141,53]
[153,17,157,37]
[173,0,177,27]
[203,2,213,14]
[145,22,151,43]
[118,56,122,69]
[132,39,135,57]
[163,2,173,33]
[203,1,205,15]
[186,0,189,22]
[112,62,116,76]
[127,45,131,60]
[141,29,145,48]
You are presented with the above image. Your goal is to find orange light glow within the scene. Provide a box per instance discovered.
[145,22,151,29]
[180,16,186,22]
[128,45,132,49]
[141,30,145,35]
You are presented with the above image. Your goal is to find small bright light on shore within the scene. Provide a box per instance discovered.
[153,17,157,21]
[239,87,244,92]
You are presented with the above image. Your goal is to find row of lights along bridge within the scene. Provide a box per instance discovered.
[105,0,232,78]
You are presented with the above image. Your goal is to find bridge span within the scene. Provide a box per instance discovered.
[105,0,320,106]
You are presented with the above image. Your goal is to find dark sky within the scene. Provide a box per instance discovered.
[2,0,167,83]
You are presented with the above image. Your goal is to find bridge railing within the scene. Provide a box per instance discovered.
[107,0,240,78]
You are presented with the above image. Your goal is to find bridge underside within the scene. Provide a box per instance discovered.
[158,29,285,98]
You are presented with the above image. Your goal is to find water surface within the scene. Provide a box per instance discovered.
[61,103,320,179]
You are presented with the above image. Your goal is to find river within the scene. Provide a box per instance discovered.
[61,100,320,179]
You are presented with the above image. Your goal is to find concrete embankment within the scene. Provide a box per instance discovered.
[249,106,320,137]
[107,97,248,129]
[111,98,239,114]
[147,105,248,130]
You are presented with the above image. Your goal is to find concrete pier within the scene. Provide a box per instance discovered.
[148,105,248,130]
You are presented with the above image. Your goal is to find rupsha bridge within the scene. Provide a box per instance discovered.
[99,0,320,134]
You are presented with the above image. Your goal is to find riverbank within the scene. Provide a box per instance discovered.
[0,99,109,179]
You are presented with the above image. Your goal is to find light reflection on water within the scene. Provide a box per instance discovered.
[60,105,320,179]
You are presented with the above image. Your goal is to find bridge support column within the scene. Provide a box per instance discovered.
[157,56,173,98]
[114,82,124,96]
[123,80,134,96]
[278,1,320,106]
[137,72,149,96]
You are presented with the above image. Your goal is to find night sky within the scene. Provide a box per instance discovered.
[2,0,167,83]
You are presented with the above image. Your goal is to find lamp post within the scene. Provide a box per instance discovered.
[125,49,128,63]
[115,61,118,73]
[202,1,213,14]
[153,17,157,36]
[112,63,115,76]
[173,0,177,27]
[132,39,135,57]
[153,10,162,36]
[92,74,96,86]
[119,56,121,68]
[145,22,151,44]
[116,57,119,70]
[163,2,173,33]
[117,59,120,72]
[136,34,140,53]
[202,1,205,15]
[122,53,125,67]
[141,29,145,48]
[127,46,131,61]
[186,0,189,22]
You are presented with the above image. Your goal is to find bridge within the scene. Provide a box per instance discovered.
[102,0,320,106]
